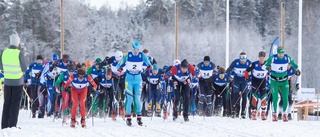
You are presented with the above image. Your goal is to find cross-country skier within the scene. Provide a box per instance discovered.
[54,63,76,124]
[208,67,229,116]
[141,49,157,116]
[28,55,44,118]
[197,56,216,116]
[116,41,152,126]
[244,51,268,120]
[278,64,300,120]
[40,54,59,117]
[87,58,104,116]
[93,67,115,119]
[142,64,164,117]
[162,60,180,119]
[190,66,199,116]
[64,68,97,127]
[165,59,196,121]
[226,52,251,119]
[100,51,127,118]
[263,47,300,122]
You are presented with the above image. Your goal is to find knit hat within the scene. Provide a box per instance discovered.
[9,33,20,47]
[36,55,43,60]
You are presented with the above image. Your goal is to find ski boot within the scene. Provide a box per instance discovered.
[283,114,289,122]
[241,111,246,119]
[146,109,153,117]
[261,111,267,121]
[38,107,45,118]
[288,113,292,120]
[155,109,161,117]
[137,115,143,126]
[272,113,278,122]
[183,116,189,122]
[257,111,261,119]
[81,118,86,128]
[173,109,178,121]
[163,110,168,120]
[251,110,257,120]
[70,118,76,127]
[112,110,117,121]
[119,106,125,117]
[62,116,68,125]
[190,111,196,117]
[126,115,132,126]
[231,110,236,118]
[222,109,228,117]
[32,113,36,118]
[278,113,282,120]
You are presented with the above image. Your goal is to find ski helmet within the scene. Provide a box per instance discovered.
[52,54,59,61]
[181,59,189,68]
[115,51,123,60]
[132,41,141,50]
[173,59,181,66]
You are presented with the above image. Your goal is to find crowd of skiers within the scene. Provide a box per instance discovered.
[16,41,301,127]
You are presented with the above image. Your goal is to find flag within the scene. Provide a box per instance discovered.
[269,37,279,57]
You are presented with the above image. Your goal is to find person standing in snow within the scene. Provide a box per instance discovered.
[0,33,27,129]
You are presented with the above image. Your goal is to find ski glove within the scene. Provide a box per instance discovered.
[117,68,123,73]
[295,69,301,76]
[296,84,300,90]
[56,88,61,94]
[228,78,233,83]
[95,90,100,95]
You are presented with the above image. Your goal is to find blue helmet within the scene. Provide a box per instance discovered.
[52,54,59,61]
[132,41,141,50]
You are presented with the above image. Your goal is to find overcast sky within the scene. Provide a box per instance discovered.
[87,0,141,10]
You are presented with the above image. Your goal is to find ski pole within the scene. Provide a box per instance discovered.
[86,93,99,117]
[218,83,230,96]
[23,87,32,104]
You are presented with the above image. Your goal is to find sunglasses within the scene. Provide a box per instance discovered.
[239,55,247,60]
[78,75,85,79]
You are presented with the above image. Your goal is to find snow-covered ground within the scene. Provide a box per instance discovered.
[1,98,320,137]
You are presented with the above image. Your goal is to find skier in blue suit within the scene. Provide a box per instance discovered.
[117,41,152,126]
